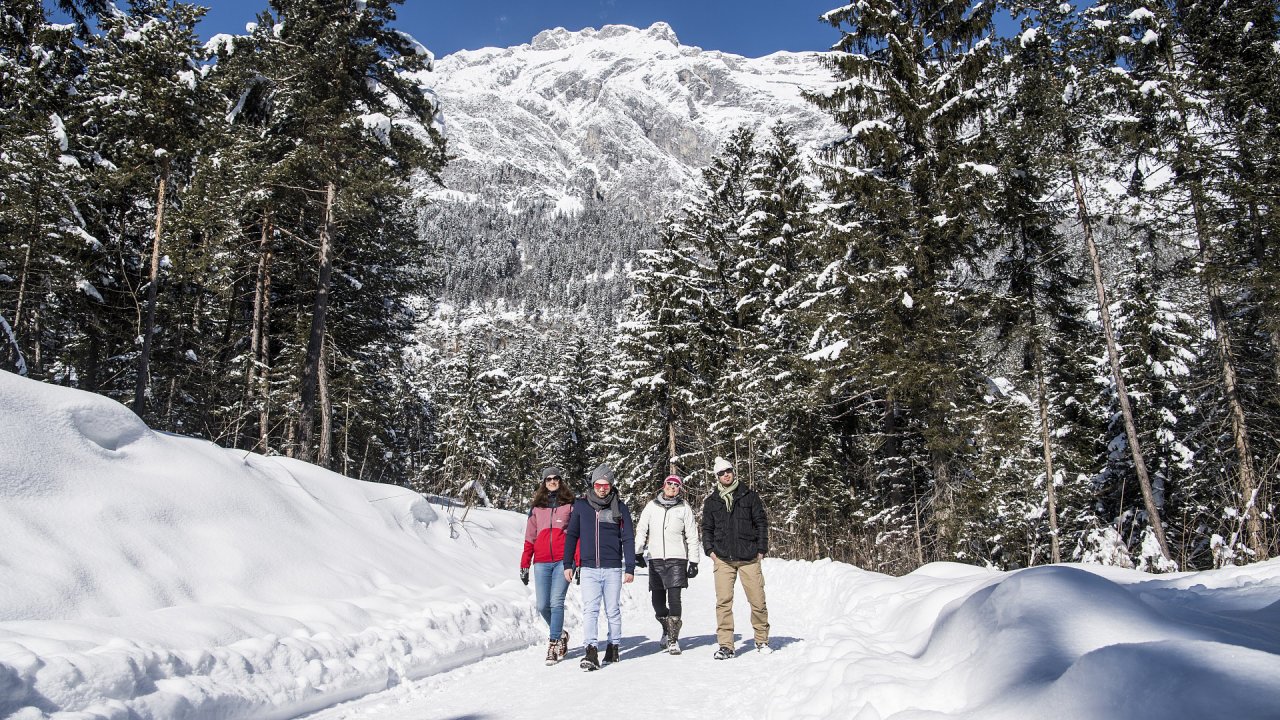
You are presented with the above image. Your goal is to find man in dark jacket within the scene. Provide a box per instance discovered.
[701,456,770,659]
[564,463,635,670]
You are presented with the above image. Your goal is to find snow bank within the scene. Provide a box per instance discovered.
[4,372,1280,720]
[0,373,540,720]
[766,559,1280,719]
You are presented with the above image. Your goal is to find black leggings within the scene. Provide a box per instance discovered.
[650,575,683,617]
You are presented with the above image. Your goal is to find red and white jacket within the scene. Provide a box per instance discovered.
[521,499,576,568]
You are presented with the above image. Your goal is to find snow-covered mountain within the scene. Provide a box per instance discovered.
[427,22,841,215]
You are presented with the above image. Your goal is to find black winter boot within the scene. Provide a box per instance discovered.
[667,616,682,655]
[657,615,670,646]
[603,643,620,664]
[580,645,600,671]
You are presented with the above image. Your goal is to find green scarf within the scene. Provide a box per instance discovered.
[717,478,740,513]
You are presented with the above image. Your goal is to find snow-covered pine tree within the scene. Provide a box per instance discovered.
[73,0,214,418]
[683,127,768,480]
[1091,0,1272,563]
[0,2,87,381]
[207,0,446,467]
[808,0,1000,561]
[432,336,503,509]
[601,225,708,492]
[988,0,1112,565]
[738,123,850,560]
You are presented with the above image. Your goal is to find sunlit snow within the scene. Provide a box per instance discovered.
[2,374,1279,720]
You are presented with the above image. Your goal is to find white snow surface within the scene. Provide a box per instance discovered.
[4,372,1280,720]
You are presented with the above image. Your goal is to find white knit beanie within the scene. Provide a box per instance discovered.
[712,456,733,474]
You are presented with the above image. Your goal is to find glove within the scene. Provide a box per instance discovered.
[635,554,646,568]
[687,562,698,579]
[519,568,529,586]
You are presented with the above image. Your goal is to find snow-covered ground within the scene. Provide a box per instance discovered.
[3,371,1280,720]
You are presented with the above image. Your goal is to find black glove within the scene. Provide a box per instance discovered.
[635,554,646,568]
[686,562,698,578]
[520,568,529,586]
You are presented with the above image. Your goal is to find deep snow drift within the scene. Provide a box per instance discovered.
[2,371,1279,720]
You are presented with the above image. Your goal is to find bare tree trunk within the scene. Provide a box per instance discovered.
[298,182,335,463]
[246,216,270,392]
[134,171,168,415]
[1071,164,1172,564]
[342,392,351,476]
[1187,184,1267,559]
[931,450,953,557]
[667,405,678,476]
[1272,326,1280,388]
[259,240,274,453]
[317,334,333,468]
[14,242,32,329]
[1033,338,1061,564]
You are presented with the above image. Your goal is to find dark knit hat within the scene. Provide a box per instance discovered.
[540,466,564,482]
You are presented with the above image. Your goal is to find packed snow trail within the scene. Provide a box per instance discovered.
[300,562,806,720]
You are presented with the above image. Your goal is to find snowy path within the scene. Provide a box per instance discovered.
[300,563,807,719]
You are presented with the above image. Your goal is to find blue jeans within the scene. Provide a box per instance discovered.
[580,566,623,648]
[533,561,569,641]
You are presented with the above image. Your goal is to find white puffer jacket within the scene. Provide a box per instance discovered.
[634,497,698,561]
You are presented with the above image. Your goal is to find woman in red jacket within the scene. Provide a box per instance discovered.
[520,466,575,665]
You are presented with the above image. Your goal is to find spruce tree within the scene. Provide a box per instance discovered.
[809,0,999,559]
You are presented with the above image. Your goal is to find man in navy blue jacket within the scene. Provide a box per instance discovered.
[564,463,635,671]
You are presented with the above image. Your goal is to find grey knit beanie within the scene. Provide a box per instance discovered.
[590,463,615,486]
[540,466,565,482]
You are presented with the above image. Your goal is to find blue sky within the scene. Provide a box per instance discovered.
[182,1,845,58]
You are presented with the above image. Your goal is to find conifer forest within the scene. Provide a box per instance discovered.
[3,0,1278,573]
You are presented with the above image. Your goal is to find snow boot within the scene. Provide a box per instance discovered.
[580,645,600,671]
[556,630,569,660]
[713,645,734,660]
[755,640,774,655]
[657,615,669,646]
[603,643,620,664]
[666,616,682,655]
[544,640,559,666]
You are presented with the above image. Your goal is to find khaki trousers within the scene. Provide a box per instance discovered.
[713,557,770,648]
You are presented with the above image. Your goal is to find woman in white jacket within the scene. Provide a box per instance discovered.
[634,474,699,654]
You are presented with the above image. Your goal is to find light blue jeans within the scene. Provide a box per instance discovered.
[533,561,569,641]
[580,566,623,648]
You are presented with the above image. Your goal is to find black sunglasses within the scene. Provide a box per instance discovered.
[716,469,733,477]
[545,476,561,482]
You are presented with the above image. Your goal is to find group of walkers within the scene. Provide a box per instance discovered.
[519,456,771,671]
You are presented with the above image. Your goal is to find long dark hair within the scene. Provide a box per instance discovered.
[532,479,575,508]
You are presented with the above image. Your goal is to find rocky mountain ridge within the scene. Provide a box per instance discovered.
[425,22,842,217]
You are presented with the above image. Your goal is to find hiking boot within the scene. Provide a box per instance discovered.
[603,642,620,664]
[713,645,734,660]
[544,640,559,666]
[755,641,774,655]
[667,616,682,654]
[580,645,600,671]
[556,630,569,659]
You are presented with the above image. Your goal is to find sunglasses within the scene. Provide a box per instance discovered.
[664,480,682,487]
[716,469,733,477]
[545,476,561,482]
